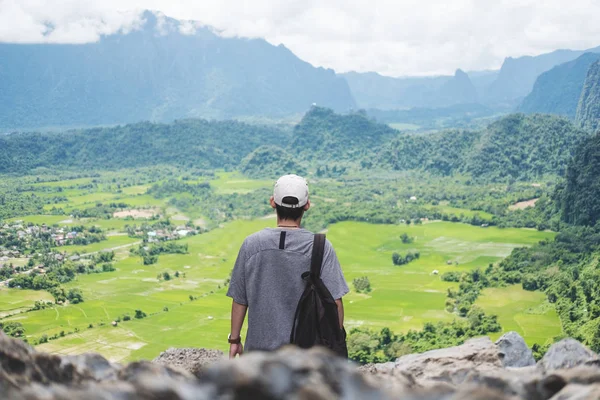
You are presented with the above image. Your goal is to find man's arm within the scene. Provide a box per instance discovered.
[229,300,248,358]
[335,298,344,329]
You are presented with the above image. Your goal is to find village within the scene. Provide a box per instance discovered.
[0,220,108,284]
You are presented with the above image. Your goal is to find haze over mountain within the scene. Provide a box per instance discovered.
[0,11,355,130]
[484,47,600,106]
[519,53,600,119]
[1,9,600,129]
[342,69,478,110]
[344,46,600,113]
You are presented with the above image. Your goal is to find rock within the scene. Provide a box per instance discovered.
[549,383,600,400]
[200,346,387,399]
[538,339,600,372]
[152,347,224,378]
[5,329,600,400]
[495,332,536,368]
[393,337,503,384]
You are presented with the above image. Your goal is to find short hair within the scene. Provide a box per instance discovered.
[275,196,305,221]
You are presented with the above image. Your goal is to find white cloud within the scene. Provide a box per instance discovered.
[1,0,600,76]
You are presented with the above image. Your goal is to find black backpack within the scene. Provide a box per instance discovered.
[290,234,348,358]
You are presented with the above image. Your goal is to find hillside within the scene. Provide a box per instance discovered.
[485,47,600,106]
[519,53,600,118]
[240,145,306,179]
[371,113,588,180]
[0,11,355,130]
[560,132,600,226]
[0,119,287,173]
[291,107,399,160]
[465,114,590,180]
[576,60,600,133]
[0,108,590,182]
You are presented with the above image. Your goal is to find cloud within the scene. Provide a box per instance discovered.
[1,0,600,76]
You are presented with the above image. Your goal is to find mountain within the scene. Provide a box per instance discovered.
[560,131,600,226]
[0,11,355,130]
[342,69,478,110]
[438,69,479,104]
[485,47,600,106]
[576,60,600,133]
[519,53,600,118]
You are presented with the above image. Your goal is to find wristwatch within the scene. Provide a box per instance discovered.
[228,333,241,344]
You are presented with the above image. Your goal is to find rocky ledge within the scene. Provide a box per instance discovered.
[1,330,600,399]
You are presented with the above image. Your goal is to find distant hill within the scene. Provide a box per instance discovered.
[485,47,600,106]
[240,145,306,179]
[0,11,355,130]
[378,114,589,180]
[342,69,477,110]
[0,107,590,182]
[519,53,600,118]
[0,119,287,173]
[291,107,399,160]
[576,60,600,133]
[465,114,590,180]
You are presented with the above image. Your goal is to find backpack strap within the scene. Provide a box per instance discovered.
[310,234,326,278]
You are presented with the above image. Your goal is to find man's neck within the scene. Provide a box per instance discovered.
[277,218,301,229]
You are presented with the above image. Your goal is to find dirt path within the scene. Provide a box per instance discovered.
[79,241,141,257]
[509,198,539,210]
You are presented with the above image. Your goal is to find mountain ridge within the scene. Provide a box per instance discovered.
[0,11,356,130]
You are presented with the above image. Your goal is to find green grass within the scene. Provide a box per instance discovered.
[210,171,273,194]
[3,219,558,362]
[476,286,563,346]
[9,215,76,225]
[427,205,495,220]
[59,235,140,255]
[0,289,54,318]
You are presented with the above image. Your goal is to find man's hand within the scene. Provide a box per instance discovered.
[229,343,244,359]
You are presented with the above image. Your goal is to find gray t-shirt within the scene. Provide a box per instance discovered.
[226,227,349,351]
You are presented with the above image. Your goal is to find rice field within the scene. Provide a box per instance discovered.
[1,219,560,362]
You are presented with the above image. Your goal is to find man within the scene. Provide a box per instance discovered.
[226,174,349,358]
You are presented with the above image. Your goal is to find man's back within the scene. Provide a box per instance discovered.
[226,227,348,351]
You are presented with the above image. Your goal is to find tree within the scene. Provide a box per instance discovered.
[400,233,413,244]
[352,276,372,293]
[134,309,147,319]
[143,255,158,265]
[163,272,171,281]
[67,288,84,304]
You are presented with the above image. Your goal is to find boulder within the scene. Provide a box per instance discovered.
[549,383,600,400]
[538,339,600,372]
[200,346,387,399]
[152,347,224,378]
[393,337,503,385]
[4,328,600,400]
[495,332,536,368]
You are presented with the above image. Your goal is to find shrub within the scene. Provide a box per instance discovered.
[353,276,372,293]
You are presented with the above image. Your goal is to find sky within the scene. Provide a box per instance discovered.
[1,0,600,77]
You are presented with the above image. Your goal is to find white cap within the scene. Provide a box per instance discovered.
[273,174,309,208]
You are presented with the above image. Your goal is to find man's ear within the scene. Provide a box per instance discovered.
[303,199,311,211]
[270,196,277,209]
